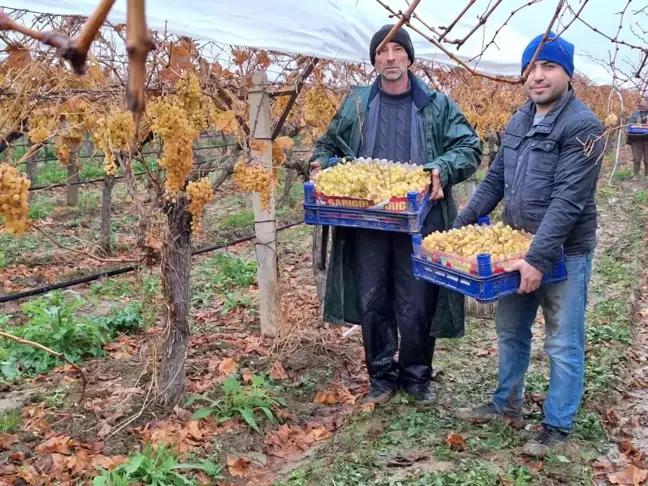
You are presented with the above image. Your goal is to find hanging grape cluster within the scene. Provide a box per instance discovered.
[27,106,57,144]
[304,88,340,133]
[55,139,70,165]
[148,98,200,195]
[177,72,221,132]
[94,109,135,175]
[0,164,30,236]
[186,177,214,233]
[232,160,272,210]
[60,97,99,144]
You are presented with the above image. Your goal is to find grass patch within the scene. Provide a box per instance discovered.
[0,411,21,433]
[89,278,136,299]
[635,190,648,205]
[192,253,257,312]
[220,210,255,228]
[33,161,68,186]
[27,195,55,220]
[615,168,633,180]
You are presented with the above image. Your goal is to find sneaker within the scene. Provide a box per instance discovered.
[455,402,524,428]
[363,381,396,405]
[522,425,569,457]
[402,382,436,405]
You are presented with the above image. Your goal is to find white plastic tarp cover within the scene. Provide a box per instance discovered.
[0,0,626,83]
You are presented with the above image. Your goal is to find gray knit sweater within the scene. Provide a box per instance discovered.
[371,87,413,163]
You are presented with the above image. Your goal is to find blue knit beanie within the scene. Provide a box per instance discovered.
[521,32,574,78]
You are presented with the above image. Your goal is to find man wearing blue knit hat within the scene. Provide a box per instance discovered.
[453,32,604,457]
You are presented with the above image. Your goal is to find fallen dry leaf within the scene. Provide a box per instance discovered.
[227,455,252,477]
[173,405,192,422]
[474,346,497,357]
[0,434,18,451]
[36,435,72,455]
[219,358,238,377]
[314,391,338,405]
[187,420,203,441]
[359,402,375,413]
[207,355,221,374]
[514,456,543,473]
[498,474,513,486]
[9,451,25,463]
[98,423,112,439]
[90,454,128,470]
[592,460,615,475]
[270,361,289,381]
[264,423,331,461]
[446,432,467,451]
[242,371,254,383]
[608,466,648,485]
[606,409,621,427]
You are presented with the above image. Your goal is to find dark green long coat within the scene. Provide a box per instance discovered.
[310,73,482,338]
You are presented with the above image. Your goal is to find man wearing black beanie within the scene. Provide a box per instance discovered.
[310,25,481,405]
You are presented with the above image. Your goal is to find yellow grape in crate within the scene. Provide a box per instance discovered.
[313,158,429,200]
[422,222,531,262]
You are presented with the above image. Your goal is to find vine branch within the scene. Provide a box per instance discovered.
[0,331,87,406]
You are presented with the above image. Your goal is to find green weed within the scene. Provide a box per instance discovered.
[573,411,606,443]
[99,302,145,335]
[93,444,222,486]
[0,291,142,381]
[635,190,648,205]
[186,374,284,433]
[407,459,500,486]
[586,324,630,344]
[615,169,633,181]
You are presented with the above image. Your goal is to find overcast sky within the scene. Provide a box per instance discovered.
[1,0,644,85]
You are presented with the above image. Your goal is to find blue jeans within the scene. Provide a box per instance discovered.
[492,253,593,433]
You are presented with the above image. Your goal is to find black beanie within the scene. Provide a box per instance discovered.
[370,24,415,66]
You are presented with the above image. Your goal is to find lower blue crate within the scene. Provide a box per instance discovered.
[411,256,568,302]
[627,126,648,135]
[304,202,433,233]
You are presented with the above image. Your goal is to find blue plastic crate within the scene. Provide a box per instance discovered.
[627,125,648,135]
[410,224,568,302]
[303,181,434,233]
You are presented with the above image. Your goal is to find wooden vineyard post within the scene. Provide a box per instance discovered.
[26,139,37,184]
[248,71,278,338]
[67,142,81,206]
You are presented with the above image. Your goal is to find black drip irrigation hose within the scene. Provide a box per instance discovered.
[29,157,228,191]
[0,220,305,304]
[28,150,312,192]
[22,142,240,166]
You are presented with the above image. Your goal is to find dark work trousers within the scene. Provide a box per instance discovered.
[631,139,648,176]
[351,207,442,387]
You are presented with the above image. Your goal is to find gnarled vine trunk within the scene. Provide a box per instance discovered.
[158,199,192,408]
